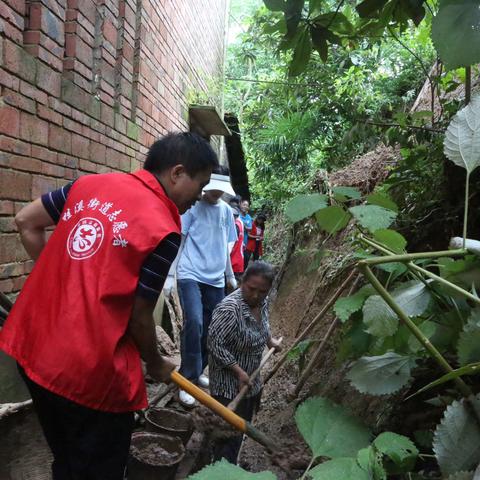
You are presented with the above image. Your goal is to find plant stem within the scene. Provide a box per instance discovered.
[466,66,472,105]
[361,249,465,265]
[360,264,472,398]
[360,236,480,306]
[463,171,470,248]
[300,456,315,480]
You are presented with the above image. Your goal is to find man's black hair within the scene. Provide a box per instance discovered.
[257,213,267,221]
[214,164,230,175]
[144,132,219,176]
[243,260,275,284]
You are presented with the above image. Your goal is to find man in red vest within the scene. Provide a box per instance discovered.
[0,132,218,480]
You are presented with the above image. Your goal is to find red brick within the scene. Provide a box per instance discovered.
[90,141,106,163]
[0,169,31,200]
[3,39,37,82]
[28,3,65,46]
[0,152,42,172]
[0,67,20,91]
[0,2,25,31]
[71,133,90,157]
[37,104,63,126]
[49,124,72,153]
[5,0,25,15]
[36,61,61,97]
[41,162,65,177]
[31,174,56,197]
[12,274,27,290]
[0,262,25,279]
[0,135,31,156]
[0,200,15,214]
[31,145,57,163]
[19,112,49,146]
[19,80,48,105]
[65,34,92,68]
[0,105,20,137]
[2,18,23,44]
[103,19,117,45]
[0,278,14,293]
[0,217,17,232]
[2,89,35,114]
[79,158,97,172]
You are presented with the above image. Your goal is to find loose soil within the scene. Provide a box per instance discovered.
[130,442,181,466]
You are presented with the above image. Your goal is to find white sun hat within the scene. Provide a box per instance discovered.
[203,173,236,196]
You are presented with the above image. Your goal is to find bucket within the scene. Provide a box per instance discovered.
[145,407,193,445]
[128,432,185,480]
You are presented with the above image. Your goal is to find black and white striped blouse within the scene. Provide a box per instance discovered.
[208,289,271,399]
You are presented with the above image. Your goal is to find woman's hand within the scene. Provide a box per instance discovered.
[268,337,283,353]
[230,364,251,391]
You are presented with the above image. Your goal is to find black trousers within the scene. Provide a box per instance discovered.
[212,393,261,465]
[18,365,135,480]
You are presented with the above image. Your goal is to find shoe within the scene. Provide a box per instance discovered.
[179,389,196,408]
[198,374,209,388]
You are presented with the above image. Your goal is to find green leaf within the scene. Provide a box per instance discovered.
[311,25,329,62]
[373,229,407,254]
[356,0,388,17]
[444,94,480,174]
[357,446,386,480]
[458,328,480,366]
[363,281,431,337]
[289,26,312,76]
[410,362,480,398]
[284,193,328,223]
[334,286,375,323]
[332,186,362,201]
[433,394,480,475]
[362,294,398,337]
[295,396,371,459]
[187,459,277,479]
[373,432,418,472]
[431,0,480,70]
[287,339,314,361]
[263,0,287,11]
[346,352,415,395]
[315,206,351,234]
[309,457,370,480]
[408,320,437,353]
[349,205,397,232]
[365,192,398,212]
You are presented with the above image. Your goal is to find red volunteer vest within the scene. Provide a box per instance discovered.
[231,217,245,273]
[246,221,263,257]
[0,170,180,412]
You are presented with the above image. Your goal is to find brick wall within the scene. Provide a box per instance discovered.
[0,0,228,296]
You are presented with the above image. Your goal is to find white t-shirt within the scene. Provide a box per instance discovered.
[177,199,237,288]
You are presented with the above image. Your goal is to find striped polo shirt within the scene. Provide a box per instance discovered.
[41,181,180,301]
[208,289,270,399]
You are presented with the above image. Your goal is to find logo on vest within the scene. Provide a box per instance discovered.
[67,217,104,260]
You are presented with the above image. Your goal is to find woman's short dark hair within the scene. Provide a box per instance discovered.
[243,261,275,284]
[144,132,219,176]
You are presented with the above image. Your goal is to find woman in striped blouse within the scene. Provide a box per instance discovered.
[208,261,281,464]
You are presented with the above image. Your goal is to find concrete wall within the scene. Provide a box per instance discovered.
[0,0,229,296]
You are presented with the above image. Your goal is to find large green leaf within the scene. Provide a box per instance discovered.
[349,205,397,232]
[362,281,431,337]
[309,457,370,480]
[407,320,437,353]
[431,0,480,70]
[332,186,362,201]
[346,352,415,395]
[373,432,418,472]
[356,0,388,17]
[289,26,312,76]
[187,460,277,479]
[334,285,375,323]
[284,193,328,223]
[366,192,398,212]
[373,229,407,254]
[433,394,480,475]
[295,396,371,459]
[362,294,398,337]
[315,205,351,234]
[444,94,480,174]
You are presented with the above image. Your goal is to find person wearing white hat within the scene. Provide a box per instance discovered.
[164,166,238,407]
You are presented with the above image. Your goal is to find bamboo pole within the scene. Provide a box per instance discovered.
[263,270,356,385]
[228,338,283,412]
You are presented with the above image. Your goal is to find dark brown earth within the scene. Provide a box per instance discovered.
[130,442,181,466]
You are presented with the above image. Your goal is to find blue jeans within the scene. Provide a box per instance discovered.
[177,279,225,382]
